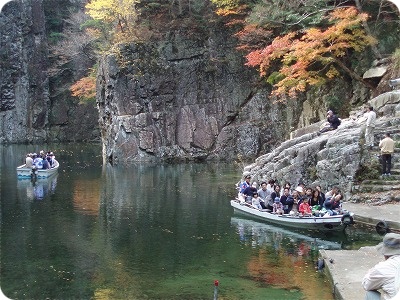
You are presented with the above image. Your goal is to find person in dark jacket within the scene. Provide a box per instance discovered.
[319,110,341,134]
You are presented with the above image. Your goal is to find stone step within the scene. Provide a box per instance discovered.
[348,192,400,203]
[353,183,400,193]
[361,177,400,184]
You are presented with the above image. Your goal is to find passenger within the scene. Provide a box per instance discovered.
[42,154,50,169]
[318,110,341,134]
[289,189,301,216]
[362,233,400,300]
[242,182,258,203]
[270,184,281,202]
[251,193,263,210]
[272,197,284,215]
[269,184,281,211]
[310,189,324,216]
[49,152,56,167]
[33,153,43,169]
[323,193,343,216]
[239,175,252,194]
[299,197,312,216]
[280,187,293,214]
[257,182,270,209]
[325,186,340,199]
[316,185,326,203]
[25,153,33,168]
[305,187,313,201]
[257,182,271,202]
[280,181,291,194]
[266,179,275,193]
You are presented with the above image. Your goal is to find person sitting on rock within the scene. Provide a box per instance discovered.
[299,197,312,216]
[318,110,341,134]
[272,197,284,215]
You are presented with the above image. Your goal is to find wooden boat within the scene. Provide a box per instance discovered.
[17,160,59,179]
[230,199,354,232]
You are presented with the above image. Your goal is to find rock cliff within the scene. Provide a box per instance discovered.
[0,0,99,144]
[97,28,361,164]
[0,0,49,143]
[241,90,400,197]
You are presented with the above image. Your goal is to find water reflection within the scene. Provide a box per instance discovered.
[230,217,338,300]
[231,217,342,251]
[0,144,384,300]
[16,173,58,201]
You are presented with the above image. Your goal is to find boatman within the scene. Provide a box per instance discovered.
[362,233,400,300]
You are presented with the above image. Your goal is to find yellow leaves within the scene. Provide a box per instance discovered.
[326,66,340,79]
[70,76,96,103]
[245,7,377,97]
[85,0,139,28]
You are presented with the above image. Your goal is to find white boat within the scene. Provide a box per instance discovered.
[16,160,59,179]
[230,199,354,232]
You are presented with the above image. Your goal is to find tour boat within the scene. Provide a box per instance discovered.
[16,160,59,179]
[230,199,354,232]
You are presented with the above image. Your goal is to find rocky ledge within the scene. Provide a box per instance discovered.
[242,90,400,201]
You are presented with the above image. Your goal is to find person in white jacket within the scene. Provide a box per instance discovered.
[364,106,377,148]
[362,233,400,300]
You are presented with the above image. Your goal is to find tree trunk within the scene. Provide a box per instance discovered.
[334,58,376,90]
[354,0,382,59]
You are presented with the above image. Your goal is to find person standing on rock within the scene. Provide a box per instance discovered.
[362,232,400,300]
[379,133,395,176]
[364,106,377,148]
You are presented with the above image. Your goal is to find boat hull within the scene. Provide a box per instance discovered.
[230,200,350,232]
[17,161,59,179]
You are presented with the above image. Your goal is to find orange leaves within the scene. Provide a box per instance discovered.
[244,7,377,97]
[70,76,96,103]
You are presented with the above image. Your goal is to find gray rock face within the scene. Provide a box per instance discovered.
[97,32,306,164]
[0,0,49,143]
[242,91,400,195]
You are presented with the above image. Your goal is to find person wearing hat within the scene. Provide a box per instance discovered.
[362,233,400,300]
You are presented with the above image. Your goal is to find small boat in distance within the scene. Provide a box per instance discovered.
[230,199,354,232]
[17,160,59,179]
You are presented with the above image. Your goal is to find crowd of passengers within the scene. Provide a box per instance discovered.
[238,175,344,217]
[24,150,57,170]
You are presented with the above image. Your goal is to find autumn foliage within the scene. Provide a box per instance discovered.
[245,7,377,97]
[70,76,96,103]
